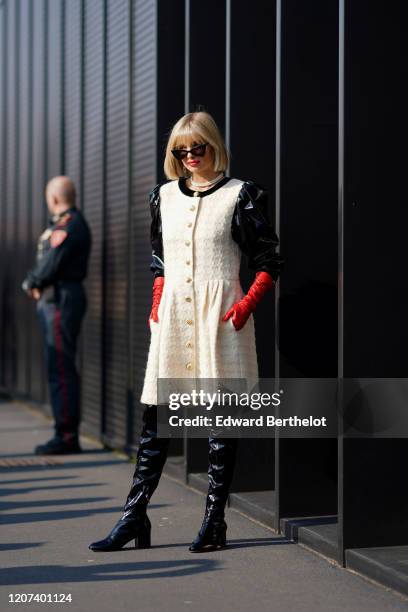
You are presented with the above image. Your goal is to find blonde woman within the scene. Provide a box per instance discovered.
[89,111,284,553]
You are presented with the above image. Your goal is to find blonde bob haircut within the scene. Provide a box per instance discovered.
[164,111,230,180]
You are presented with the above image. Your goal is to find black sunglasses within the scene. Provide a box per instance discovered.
[171,142,208,161]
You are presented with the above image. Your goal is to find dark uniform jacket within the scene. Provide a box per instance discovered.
[22,206,91,291]
[149,177,285,281]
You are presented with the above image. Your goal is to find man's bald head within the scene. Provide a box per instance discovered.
[45,176,76,214]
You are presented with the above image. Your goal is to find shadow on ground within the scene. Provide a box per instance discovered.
[0,559,221,585]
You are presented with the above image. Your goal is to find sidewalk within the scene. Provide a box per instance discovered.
[0,400,407,612]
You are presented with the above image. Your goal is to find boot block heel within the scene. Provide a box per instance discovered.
[135,528,151,549]
[214,525,227,548]
[189,519,227,552]
[218,534,227,548]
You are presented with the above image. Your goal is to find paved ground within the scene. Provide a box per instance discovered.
[0,400,407,612]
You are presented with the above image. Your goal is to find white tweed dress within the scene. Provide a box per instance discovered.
[140,177,259,406]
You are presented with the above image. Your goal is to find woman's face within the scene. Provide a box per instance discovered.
[178,137,215,175]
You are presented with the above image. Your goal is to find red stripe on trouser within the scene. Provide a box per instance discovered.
[54,308,71,446]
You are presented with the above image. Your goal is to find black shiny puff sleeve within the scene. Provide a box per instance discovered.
[149,183,165,278]
[231,180,285,281]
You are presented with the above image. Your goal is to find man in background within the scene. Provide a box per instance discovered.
[22,176,91,455]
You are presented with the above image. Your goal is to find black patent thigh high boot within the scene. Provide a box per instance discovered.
[189,436,238,552]
[89,404,170,551]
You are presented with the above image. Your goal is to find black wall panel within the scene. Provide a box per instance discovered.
[343,0,408,378]
[188,0,226,130]
[4,0,18,391]
[29,0,47,403]
[0,1,5,388]
[64,0,83,192]
[276,0,338,521]
[130,0,157,444]
[156,0,185,179]
[47,0,64,179]
[81,0,105,436]
[16,0,33,396]
[279,0,338,379]
[228,0,278,493]
[103,0,130,447]
[229,0,277,378]
[339,0,408,556]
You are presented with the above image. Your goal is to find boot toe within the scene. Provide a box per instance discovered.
[88,535,127,552]
[88,537,113,552]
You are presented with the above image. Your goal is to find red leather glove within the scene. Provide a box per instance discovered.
[149,276,165,329]
[222,271,275,331]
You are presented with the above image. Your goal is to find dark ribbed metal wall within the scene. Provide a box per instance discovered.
[130,0,157,446]
[0,0,4,389]
[30,0,47,403]
[0,0,157,446]
[81,0,105,437]
[103,0,130,447]
[4,0,18,393]
[17,0,29,396]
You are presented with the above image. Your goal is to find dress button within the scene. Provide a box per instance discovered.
[186,260,191,265]
[186,341,193,348]
[186,362,193,370]
[185,296,191,302]
[186,277,192,283]
[186,319,193,325]
[190,205,195,211]
[187,222,192,227]
[185,240,190,246]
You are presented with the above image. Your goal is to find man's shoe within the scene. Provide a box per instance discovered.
[34,437,82,455]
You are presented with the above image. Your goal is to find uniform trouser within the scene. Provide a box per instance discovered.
[36,282,87,446]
